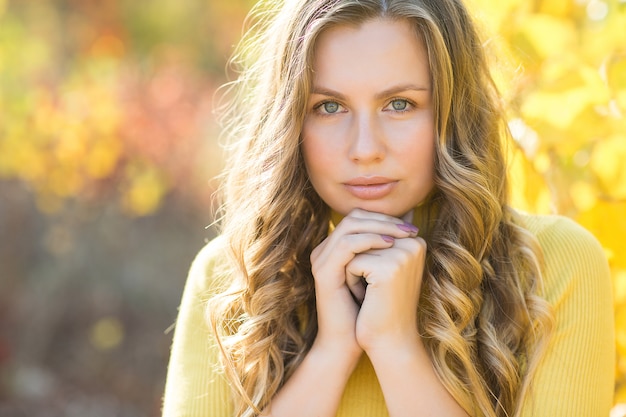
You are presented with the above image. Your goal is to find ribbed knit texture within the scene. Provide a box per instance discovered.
[517,215,614,417]
[162,212,615,417]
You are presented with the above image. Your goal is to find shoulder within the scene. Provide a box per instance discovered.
[512,211,611,306]
[513,210,606,265]
[186,235,231,298]
[511,215,615,416]
[514,211,602,252]
[162,235,234,416]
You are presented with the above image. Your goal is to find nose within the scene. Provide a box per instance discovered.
[348,112,386,163]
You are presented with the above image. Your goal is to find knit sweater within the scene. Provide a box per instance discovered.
[161,212,615,416]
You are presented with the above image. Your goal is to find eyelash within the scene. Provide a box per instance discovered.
[312,97,416,116]
[313,100,346,116]
[384,98,415,112]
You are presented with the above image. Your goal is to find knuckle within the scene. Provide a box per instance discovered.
[335,234,353,251]
[392,237,427,261]
[334,215,356,232]
[407,236,427,252]
[348,207,363,216]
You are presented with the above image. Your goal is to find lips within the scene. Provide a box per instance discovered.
[343,176,398,200]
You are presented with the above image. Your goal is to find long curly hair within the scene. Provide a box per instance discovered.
[207,1,554,416]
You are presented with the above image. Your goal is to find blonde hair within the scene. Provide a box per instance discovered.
[208,1,553,416]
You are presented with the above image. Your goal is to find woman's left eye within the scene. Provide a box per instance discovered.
[387,99,410,111]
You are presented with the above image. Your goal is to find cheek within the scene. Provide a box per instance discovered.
[392,120,435,162]
[401,131,436,189]
[301,123,339,170]
[301,135,327,181]
[415,115,436,158]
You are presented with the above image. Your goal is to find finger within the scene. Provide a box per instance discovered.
[335,215,418,239]
[363,237,427,265]
[348,208,417,229]
[347,237,427,284]
[311,232,393,279]
[346,275,366,305]
[346,252,382,286]
[336,233,395,257]
[392,235,427,254]
[347,208,404,223]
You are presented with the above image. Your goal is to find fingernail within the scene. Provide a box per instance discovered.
[397,223,419,233]
[381,235,395,243]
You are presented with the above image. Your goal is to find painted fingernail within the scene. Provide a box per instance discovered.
[397,223,419,233]
[381,235,395,243]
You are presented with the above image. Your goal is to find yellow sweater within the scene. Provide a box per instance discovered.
[162,212,615,416]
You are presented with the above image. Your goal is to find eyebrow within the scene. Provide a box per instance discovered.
[311,83,430,100]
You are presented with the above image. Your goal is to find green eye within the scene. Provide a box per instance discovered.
[323,101,340,113]
[391,99,408,111]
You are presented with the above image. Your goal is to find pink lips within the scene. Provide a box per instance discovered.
[343,176,397,200]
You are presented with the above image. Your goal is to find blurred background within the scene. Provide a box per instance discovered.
[0,0,624,416]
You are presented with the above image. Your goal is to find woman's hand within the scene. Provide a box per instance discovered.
[265,208,417,417]
[339,215,469,417]
[309,208,419,358]
[274,209,465,417]
[348,233,426,354]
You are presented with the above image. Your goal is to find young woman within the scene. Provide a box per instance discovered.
[162,1,615,416]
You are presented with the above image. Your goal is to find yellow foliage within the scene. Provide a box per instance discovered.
[607,56,626,91]
[537,0,573,17]
[48,166,84,198]
[569,181,597,212]
[518,14,577,59]
[86,138,122,179]
[122,164,168,217]
[608,55,626,112]
[577,200,626,270]
[617,306,626,359]
[615,270,626,306]
[591,133,626,198]
[521,65,610,132]
[508,146,553,214]
[479,0,626,402]
[465,0,524,34]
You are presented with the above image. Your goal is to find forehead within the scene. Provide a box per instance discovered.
[310,18,431,89]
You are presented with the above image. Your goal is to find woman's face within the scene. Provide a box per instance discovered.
[302,18,435,218]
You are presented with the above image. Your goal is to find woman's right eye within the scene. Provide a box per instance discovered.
[315,101,344,115]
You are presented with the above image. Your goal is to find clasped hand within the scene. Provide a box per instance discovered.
[310,208,426,358]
